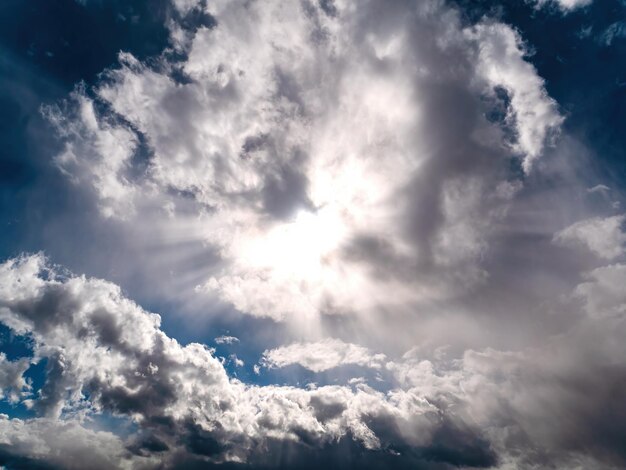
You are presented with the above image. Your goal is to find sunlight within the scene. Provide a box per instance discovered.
[240,207,347,281]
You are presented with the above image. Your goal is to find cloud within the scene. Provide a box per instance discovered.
[5,0,626,468]
[554,215,626,260]
[588,184,611,194]
[3,254,626,467]
[42,87,139,220]
[229,354,244,368]
[387,323,626,469]
[575,263,626,318]
[261,339,386,373]
[47,0,562,323]
[0,415,151,470]
[533,0,593,12]
[600,21,626,46]
[0,254,230,421]
[0,254,497,468]
[0,354,31,404]
[467,23,563,172]
[214,335,239,345]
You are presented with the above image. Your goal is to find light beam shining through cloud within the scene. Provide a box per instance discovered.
[1,0,626,469]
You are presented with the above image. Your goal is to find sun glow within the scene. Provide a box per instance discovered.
[240,207,347,280]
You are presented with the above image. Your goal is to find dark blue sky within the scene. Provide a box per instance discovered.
[456,0,626,178]
[0,0,170,256]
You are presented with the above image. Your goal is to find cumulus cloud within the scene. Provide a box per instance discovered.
[42,88,139,220]
[0,255,495,468]
[2,255,626,468]
[386,322,626,469]
[0,254,231,421]
[214,335,239,345]
[261,339,386,373]
[46,0,562,324]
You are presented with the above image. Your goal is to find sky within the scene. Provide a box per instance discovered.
[0,0,625,468]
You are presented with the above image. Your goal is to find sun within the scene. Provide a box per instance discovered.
[239,207,347,281]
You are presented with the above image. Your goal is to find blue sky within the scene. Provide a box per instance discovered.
[1,1,626,469]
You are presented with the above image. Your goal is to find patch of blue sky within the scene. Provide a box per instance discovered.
[0,323,34,361]
[0,357,47,419]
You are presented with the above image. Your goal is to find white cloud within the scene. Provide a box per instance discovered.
[468,23,563,172]
[554,215,626,259]
[215,335,239,345]
[42,89,138,219]
[47,0,563,324]
[0,254,231,420]
[2,255,626,467]
[575,263,626,318]
[261,339,386,373]
[588,184,611,194]
[0,354,31,404]
[0,415,155,470]
[533,0,593,12]
[230,354,244,367]
[170,0,199,15]
[0,255,484,465]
